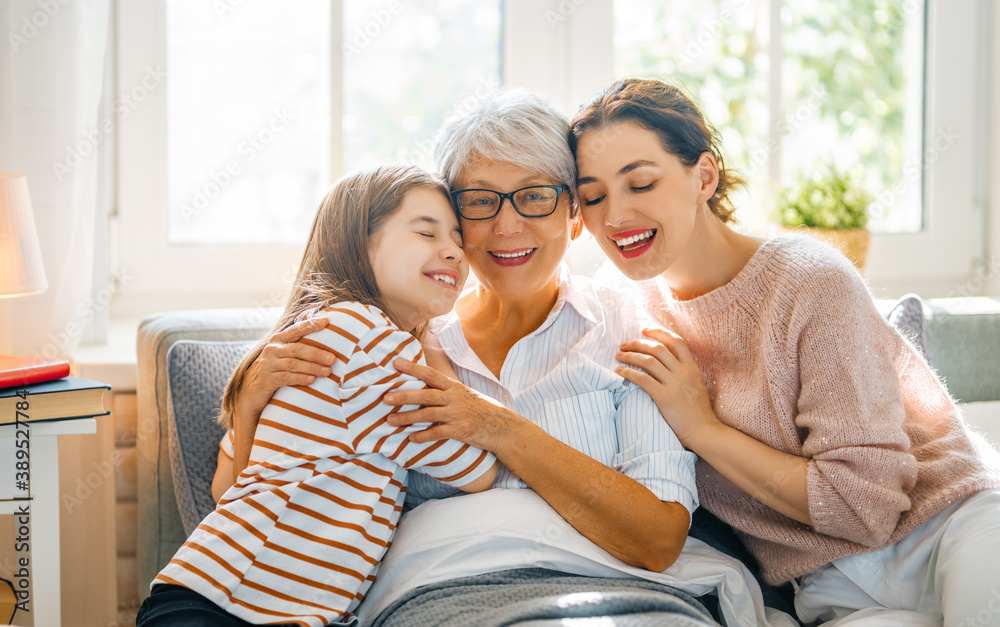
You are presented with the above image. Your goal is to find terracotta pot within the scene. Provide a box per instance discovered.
[779,226,871,272]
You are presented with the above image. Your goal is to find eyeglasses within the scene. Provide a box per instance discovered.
[451,185,565,221]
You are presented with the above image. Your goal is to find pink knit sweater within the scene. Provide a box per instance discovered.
[640,236,1000,585]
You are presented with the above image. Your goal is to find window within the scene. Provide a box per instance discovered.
[166,1,331,245]
[115,0,501,313]
[164,0,500,246]
[114,0,986,315]
[613,0,925,235]
[342,2,501,174]
[607,0,983,294]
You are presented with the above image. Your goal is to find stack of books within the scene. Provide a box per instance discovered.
[0,355,109,424]
[0,356,110,505]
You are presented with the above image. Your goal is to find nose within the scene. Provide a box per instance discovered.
[603,190,636,228]
[440,237,463,263]
[492,197,525,236]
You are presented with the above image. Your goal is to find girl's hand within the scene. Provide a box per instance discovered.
[420,331,460,380]
[616,327,720,448]
[383,359,515,454]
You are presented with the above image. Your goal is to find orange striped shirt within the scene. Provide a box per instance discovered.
[155,302,495,626]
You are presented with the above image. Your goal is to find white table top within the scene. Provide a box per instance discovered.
[0,416,98,437]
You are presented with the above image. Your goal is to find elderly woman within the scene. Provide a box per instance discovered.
[214,90,781,626]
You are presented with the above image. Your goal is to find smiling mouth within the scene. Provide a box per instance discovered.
[490,249,535,259]
[612,229,656,252]
[426,273,458,288]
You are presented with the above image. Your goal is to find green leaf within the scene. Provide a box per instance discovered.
[773,162,873,229]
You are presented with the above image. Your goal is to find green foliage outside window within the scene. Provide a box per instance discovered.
[614,0,917,231]
[773,163,873,229]
[783,0,913,220]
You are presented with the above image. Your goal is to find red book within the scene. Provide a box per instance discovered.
[0,354,71,389]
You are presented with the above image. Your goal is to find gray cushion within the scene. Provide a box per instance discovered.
[888,293,934,367]
[166,340,255,535]
[923,297,1000,403]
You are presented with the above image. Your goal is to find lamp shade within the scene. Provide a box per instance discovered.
[0,173,47,297]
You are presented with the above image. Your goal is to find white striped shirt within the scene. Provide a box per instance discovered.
[407,268,698,513]
[220,428,235,459]
[155,302,495,627]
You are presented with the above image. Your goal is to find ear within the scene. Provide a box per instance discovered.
[695,152,720,204]
[570,216,584,240]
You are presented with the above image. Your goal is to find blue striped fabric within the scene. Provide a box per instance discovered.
[418,268,698,514]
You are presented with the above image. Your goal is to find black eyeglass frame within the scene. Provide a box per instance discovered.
[450,185,566,220]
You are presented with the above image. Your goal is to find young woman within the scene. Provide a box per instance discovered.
[137,164,497,627]
[570,77,1000,626]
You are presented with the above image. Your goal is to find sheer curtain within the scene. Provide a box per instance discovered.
[0,0,110,356]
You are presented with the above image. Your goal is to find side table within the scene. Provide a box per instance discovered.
[0,417,98,627]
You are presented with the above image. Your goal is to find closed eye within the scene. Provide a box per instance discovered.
[632,183,654,193]
[583,196,604,207]
[418,231,435,238]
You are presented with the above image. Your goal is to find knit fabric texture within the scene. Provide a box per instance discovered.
[370,568,715,627]
[639,235,1000,585]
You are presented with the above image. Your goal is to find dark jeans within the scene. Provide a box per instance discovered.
[136,584,298,627]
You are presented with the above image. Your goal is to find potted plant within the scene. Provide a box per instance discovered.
[773,163,874,271]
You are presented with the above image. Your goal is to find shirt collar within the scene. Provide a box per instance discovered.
[548,264,600,326]
[429,264,601,380]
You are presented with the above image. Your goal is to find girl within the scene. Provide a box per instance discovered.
[569,77,1000,626]
[137,164,497,627]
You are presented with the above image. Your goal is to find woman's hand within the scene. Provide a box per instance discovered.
[386,358,689,571]
[621,329,814,525]
[242,316,335,405]
[383,359,515,455]
[232,316,335,479]
[235,316,334,418]
[615,327,720,448]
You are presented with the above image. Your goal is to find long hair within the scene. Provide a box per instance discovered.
[569,77,745,223]
[218,164,451,428]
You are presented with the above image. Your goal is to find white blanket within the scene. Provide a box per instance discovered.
[356,489,797,627]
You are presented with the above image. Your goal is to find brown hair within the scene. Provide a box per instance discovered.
[568,77,744,223]
[218,163,451,428]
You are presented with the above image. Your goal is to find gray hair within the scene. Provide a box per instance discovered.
[433,88,578,214]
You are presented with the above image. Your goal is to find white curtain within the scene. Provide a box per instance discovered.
[0,0,110,356]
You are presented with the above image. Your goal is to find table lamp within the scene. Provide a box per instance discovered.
[0,173,47,298]
[0,173,59,379]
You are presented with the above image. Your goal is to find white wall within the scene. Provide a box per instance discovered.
[989,4,1000,297]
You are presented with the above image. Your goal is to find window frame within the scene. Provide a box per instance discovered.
[509,0,988,297]
[114,0,318,315]
[111,0,988,317]
[861,0,984,296]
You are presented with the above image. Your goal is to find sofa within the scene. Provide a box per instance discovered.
[134,294,1000,620]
